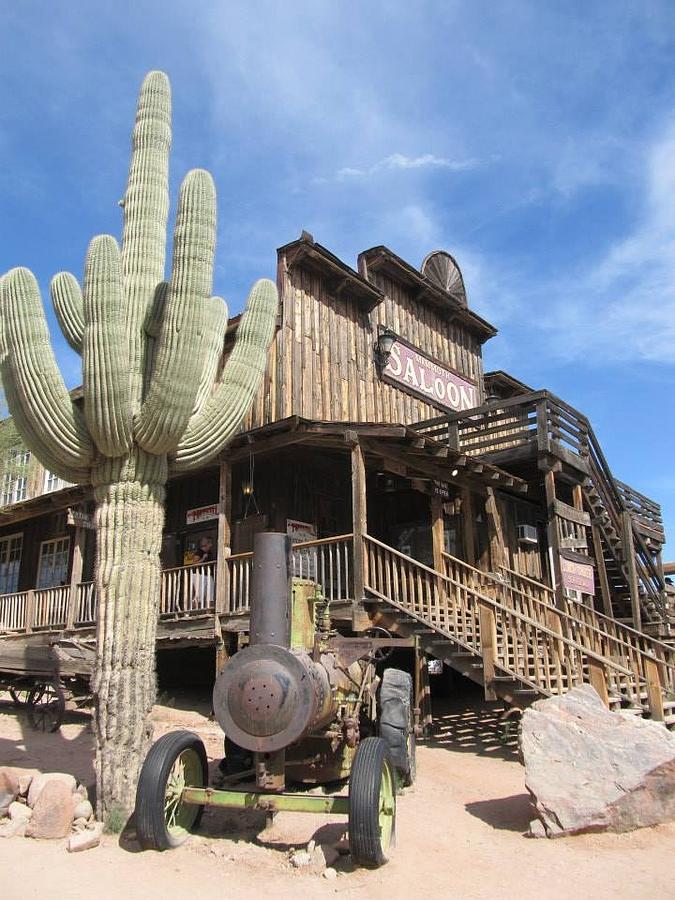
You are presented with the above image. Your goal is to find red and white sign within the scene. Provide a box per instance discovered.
[383,338,478,413]
[560,556,595,595]
[186,504,219,526]
[286,519,317,544]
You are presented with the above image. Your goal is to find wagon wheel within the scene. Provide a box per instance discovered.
[8,680,32,708]
[349,736,396,868]
[364,626,394,662]
[135,730,208,850]
[27,679,66,732]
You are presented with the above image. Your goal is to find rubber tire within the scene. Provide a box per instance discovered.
[349,736,396,868]
[135,730,208,851]
[379,668,416,786]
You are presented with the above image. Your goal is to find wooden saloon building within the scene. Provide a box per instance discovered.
[1,233,674,724]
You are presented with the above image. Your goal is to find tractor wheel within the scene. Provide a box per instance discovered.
[348,736,396,867]
[135,730,208,850]
[27,679,65,732]
[379,668,416,786]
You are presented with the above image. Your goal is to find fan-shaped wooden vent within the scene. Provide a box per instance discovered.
[421,250,467,308]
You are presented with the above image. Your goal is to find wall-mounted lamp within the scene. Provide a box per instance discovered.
[374,326,397,369]
[450,468,459,478]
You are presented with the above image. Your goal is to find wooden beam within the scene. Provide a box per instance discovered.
[544,469,565,608]
[587,659,609,707]
[553,499,591,527]
[621,511,642,632]
[430,495,445,573]
[478,601,498,701]
[461,488,476,566]
[485,487,507,571]
[215,461,232,617]
[351,441,369,631]
[66,526,86,630]
[644,657,665,722]
[591,524,613,618]
[572,483,584,512]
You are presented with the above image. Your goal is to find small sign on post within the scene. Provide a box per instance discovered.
[560,556,595,595]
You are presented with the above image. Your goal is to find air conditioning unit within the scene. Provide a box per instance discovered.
[518,524,539,545]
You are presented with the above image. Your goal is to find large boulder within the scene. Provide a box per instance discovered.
[27,773,76,809]
[521,684,675,838]
[25,780,74,839]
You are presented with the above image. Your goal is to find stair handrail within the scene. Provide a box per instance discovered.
[493,559,675,693]
[363,535,647,700]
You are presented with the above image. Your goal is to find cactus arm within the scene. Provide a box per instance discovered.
[193,295,228,412]
[82,236,133,457]
[51,272,84,353]
[135,169,216,454]
[0,267,94,474]
[120,70,171,408]
[171,278,277,472]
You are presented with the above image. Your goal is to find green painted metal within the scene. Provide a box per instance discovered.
[182,787,350,816]
[164,747,204,841]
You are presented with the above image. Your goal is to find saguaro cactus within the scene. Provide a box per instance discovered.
[0,72,278,822]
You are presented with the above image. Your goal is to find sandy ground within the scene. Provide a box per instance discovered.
[0,689,673,900]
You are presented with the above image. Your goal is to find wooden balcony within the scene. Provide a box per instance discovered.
[0,534,355,639]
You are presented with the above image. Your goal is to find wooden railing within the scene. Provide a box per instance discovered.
[498,563,675,697]
[0,590,29,632]
[75,581,97,625]
[222,534,354,614]
[160,561,216,616]
[363,534,665,714]
[32,586,70,630]
[413,389,667,624]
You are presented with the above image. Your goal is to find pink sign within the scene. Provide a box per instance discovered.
[383,339,478,413]
[560,556,595,595]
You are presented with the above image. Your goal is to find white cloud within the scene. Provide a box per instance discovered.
[335,153,479,180]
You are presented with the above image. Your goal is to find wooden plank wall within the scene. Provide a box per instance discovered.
[239,252,486,431]
[497,494,546,580]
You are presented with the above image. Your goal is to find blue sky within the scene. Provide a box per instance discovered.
[1,2,674,553]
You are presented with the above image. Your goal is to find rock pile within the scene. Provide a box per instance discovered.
[0,767,103,850]
[521,684,675,838]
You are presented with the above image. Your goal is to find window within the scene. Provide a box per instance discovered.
[44,471,67,493]
[1,447,31,506]
[0,533,23,595]
[36,537,70,590]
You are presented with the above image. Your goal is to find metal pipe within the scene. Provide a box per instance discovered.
[249,531,292,647]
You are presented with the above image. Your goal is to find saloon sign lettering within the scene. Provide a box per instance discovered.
[383,339,478,413]
[560,556,595,596]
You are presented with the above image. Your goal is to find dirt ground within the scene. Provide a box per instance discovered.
[0,688,673,900]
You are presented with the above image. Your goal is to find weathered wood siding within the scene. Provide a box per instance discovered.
[240,251,485,431]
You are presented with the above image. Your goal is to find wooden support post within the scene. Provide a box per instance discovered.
[66,526,86,629]
[461,488,476,566]
[351,440,369,631]
[644,657,665,722]
[572,483,584,512]
[621,510,642,632]
[485,487,506,573]
[431,495,445,573]
[544,469,564,608]
[591,524,613,618]
[215,460,232,617]
[587,658,609,708]
[25,589,35,633]
[479,601,498,701]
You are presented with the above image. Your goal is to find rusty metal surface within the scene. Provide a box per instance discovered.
[213,643,332,752]
[249,532,292,647]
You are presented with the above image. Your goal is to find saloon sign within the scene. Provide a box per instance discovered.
[383,338,478,413]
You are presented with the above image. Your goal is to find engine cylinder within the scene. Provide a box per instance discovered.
[213,644,334,753]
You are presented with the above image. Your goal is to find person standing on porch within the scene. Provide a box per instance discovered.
[191,537,215,608]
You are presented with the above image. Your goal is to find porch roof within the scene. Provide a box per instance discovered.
[225,416,528,495]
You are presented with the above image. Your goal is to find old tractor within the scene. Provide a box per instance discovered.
[135,532,416,867]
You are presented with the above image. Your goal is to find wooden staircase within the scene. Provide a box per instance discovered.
[583,426,667,628]
[362,535,675,726]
